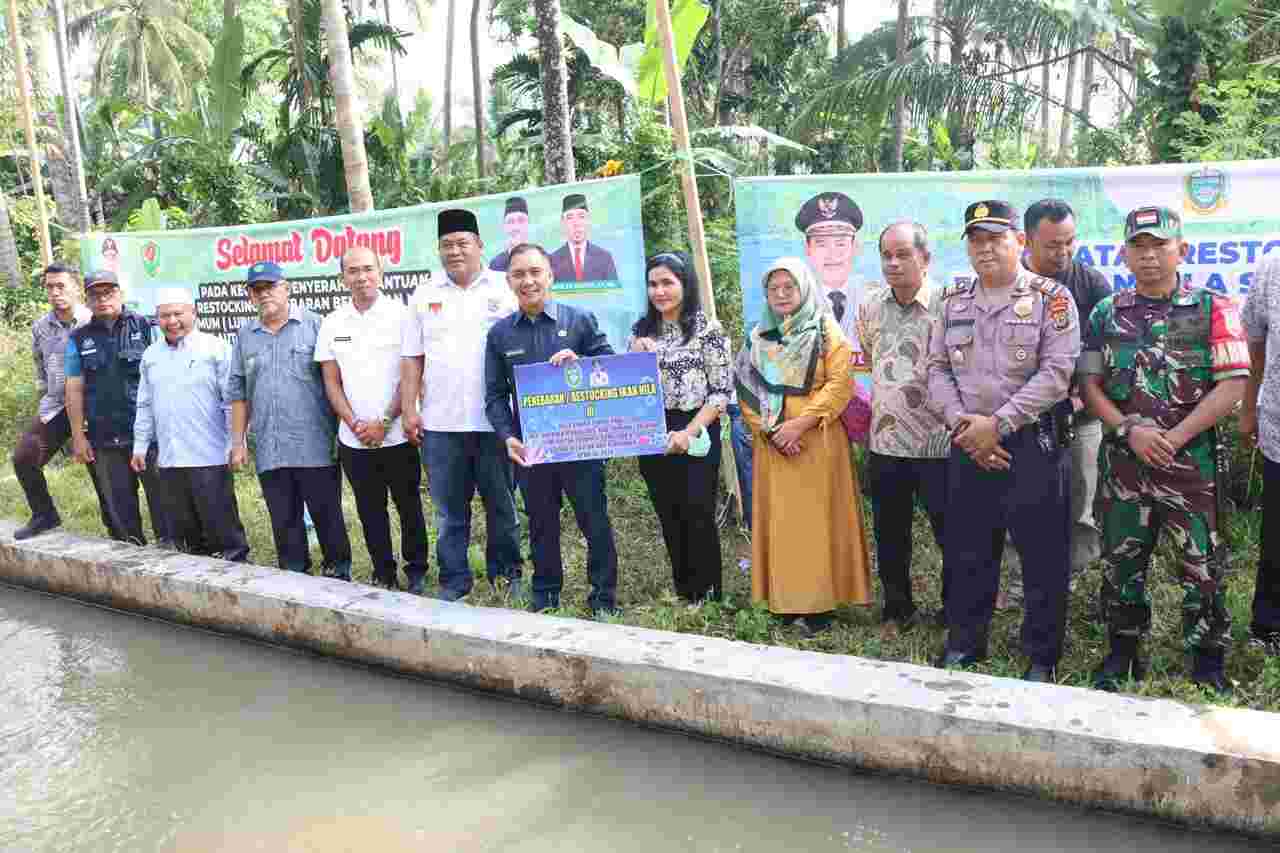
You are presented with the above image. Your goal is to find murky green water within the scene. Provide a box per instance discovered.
[1,585,1272,853]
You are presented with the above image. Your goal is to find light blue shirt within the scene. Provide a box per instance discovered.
[132,329,233,467]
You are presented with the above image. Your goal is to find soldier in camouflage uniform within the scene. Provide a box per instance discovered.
[1080,206,1249,693]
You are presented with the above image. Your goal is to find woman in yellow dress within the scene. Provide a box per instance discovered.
[734,257,872,633]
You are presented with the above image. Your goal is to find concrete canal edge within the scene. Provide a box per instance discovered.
[2,523,1279,837]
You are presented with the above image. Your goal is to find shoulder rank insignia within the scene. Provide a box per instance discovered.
[940,280,976,301]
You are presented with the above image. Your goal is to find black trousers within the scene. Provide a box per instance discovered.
[160,465,250,562]
[865,452,946,622]
[13,410,71,518]
[943,427,1071,667]
[87,445,171,546]
[1255,455,1280,637]
[338,442,429,584]
[258,465,352,574]
[523,459,617,612]
[638,409,722,601]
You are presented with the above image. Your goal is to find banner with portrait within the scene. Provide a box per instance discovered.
[78,175,648,349]
[733,159,1280,353]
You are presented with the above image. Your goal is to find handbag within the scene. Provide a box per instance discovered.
[840,382,872,445]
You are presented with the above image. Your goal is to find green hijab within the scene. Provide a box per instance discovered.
[734,257,827,433]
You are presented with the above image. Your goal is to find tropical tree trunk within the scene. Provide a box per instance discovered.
[443,0,457,171]
[471,0,485,177]
[1057,33,1078,165]
[321,0,375,212]
[51,0,90,235]
[1080,43,1096,132]
[836,0,846,54]
[384,0,400,101]
[532,0,575,184]
[932,0,941,64]
[224,0,237,20]
[892,0,907,171]
[289,0,311,108]
[0,190,21,288]
[1040,50,1051,163]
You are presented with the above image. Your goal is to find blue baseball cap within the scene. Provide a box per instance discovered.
[246,261,285,285]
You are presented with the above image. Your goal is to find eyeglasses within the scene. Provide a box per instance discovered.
[439,239,475,253]
[85,287,118,300]
[766,284,798,297]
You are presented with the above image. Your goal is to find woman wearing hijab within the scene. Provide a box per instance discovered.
[630,251,732,603]
[735,257,872,633]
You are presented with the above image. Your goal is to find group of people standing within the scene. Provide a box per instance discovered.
[733,194,1276,694]
[10,193,1280,695]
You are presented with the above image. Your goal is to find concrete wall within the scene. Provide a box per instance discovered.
[2,521,1278,836]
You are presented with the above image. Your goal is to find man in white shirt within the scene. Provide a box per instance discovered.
[131,287,248,561]
[318,246,429,593]
[401,208,522,601]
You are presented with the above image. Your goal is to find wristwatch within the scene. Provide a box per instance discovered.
[1114,414,1142,441]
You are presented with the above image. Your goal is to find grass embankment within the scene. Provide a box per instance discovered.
[0,326,1277,711]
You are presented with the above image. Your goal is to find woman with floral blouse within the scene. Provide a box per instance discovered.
[629,251,732,602]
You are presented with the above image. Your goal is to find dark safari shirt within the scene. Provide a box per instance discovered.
[484,301,613,443]
[65,310,155,449]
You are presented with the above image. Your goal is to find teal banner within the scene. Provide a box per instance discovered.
[734,160,1280,382]
[80,175,647,350]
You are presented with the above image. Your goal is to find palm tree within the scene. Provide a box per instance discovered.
[51,0,91,233]
[443,0,457,169]
[533,0,574,183]
[321,0,374,213]
[68,0,215,108]
[470,0,485,177]
[0,190,20,288]
[892,0,907,170]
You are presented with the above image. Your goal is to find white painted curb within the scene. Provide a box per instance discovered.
[1,521,1277,836]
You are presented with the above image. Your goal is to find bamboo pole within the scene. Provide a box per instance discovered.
[7,0,53,266]
[654,0,743,522]
[653,0,714,320]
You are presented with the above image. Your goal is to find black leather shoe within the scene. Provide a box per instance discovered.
[15,512,61,541]
[1191,651,1232,695]
[1022,663,1056,684]
[935,649,985,669]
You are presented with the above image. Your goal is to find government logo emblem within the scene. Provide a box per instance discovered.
[1184,167,1229,214]
[141,241,160,277]
[563,360,583,389]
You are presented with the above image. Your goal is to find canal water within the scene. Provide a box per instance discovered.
[2,586,1273,853]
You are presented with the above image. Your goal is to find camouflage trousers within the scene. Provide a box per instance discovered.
[1096,438,1230,652]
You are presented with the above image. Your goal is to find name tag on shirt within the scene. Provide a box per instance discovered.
[504,349,525,357]
[334,336,353,343]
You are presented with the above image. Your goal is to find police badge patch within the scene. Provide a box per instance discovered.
[1050,294,1071,331]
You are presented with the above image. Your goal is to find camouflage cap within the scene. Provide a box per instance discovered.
[1124,206,1182,241]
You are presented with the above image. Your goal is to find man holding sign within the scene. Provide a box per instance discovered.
[484,243,620,615]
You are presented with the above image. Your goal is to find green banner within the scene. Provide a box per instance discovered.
[80,175,647,349]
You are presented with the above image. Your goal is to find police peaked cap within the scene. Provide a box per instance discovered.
[795,192,864,235]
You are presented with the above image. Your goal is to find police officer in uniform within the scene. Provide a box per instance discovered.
[1081,206,1247,693]
[63,270,171,546]
[926,201,1080,682]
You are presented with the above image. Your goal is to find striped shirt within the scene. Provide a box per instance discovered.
[32,305,91,423]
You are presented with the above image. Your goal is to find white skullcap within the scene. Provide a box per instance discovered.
[154,287,195,307]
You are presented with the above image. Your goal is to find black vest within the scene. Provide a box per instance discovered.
[69,311,153,448]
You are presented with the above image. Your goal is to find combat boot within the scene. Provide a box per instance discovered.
[1190,649,1232,695]
[1091,635,1145,692]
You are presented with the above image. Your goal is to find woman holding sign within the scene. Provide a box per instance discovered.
[630,251,732,603]
[734,257,872,634]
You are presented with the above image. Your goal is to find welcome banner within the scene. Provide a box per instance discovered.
[79,175,648,349]
[734,159,1280,334]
